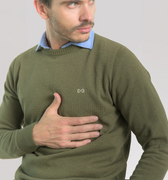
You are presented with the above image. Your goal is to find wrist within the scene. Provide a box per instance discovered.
[32,123,42,146]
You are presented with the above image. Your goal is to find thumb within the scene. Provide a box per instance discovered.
[49,93,62,113]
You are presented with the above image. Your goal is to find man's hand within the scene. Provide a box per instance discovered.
[33,93,103,149]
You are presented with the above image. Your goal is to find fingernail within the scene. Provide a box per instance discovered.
[94,116,98,121]
[98,124,103,129]
[53,93,57,99]
[95,132,100,137]
[87,140,91,144]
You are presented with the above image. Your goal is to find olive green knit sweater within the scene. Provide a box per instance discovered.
[0,34,168,180]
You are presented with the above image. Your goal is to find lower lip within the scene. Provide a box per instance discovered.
[77,27,91,33]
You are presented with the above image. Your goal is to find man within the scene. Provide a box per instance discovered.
[0,0,168,179]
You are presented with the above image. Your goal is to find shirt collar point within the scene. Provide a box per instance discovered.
[36,30,95,51]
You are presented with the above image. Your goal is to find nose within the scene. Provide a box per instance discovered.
[79,5,93,22]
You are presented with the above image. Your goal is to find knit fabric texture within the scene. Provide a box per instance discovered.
[0,34,168,180]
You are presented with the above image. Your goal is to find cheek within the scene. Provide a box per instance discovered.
[91,7,96,20]
[62,9,80,24]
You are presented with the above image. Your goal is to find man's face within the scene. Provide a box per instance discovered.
[46,0,95,43]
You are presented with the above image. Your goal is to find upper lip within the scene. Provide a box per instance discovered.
[78,26,92,30]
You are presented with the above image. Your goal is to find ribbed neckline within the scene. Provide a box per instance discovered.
[40,45,81,56]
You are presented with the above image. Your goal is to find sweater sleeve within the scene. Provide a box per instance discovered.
[0,60,39,159]
[111,46,168,180]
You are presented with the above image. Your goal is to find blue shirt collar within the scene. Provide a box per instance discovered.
[35,30,94,51]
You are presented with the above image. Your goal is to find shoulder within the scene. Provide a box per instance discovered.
[93,33,135,60]
[94,33,149,78]
[14,45,37,63]
[7,45,38,77]
[94,33,142,63]
[94,33,122,52]
[9,45,38,68]
[93,33,141,67]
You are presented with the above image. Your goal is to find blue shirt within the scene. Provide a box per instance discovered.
[35,30,95,51]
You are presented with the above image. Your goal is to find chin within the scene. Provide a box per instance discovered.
[71,33,90,43]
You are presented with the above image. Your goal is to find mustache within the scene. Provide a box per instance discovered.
[72,22,95,31]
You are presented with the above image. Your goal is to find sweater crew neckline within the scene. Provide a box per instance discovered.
[39,45,83,56]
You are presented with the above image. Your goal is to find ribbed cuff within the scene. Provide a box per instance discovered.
[17,123,39,154]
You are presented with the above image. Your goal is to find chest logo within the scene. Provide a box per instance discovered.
[77,89,85,93]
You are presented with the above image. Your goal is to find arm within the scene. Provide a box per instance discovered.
[111,46,168,180]
[0,60,103,159]
[0,60,39,158]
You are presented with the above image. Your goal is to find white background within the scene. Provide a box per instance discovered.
[0,0,168,179]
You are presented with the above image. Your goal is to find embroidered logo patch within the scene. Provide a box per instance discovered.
[77,89,85,93]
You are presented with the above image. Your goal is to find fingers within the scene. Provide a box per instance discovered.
[57,116,103,135]
[61,139,92,148]
[53,93,61,103]
[70,131,100,141]
[70,124,103,134]
[47,93,62,114]
[55,139,92,149]
[53,131,100,141]
[37,92,104,149]
[44,130,100,149]
[51,123,102,137]
[65,116,99,126]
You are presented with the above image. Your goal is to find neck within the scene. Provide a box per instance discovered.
[46,27,69,50]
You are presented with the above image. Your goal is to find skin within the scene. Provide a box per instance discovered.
[33,0,103,149]
[33,93,103,148]
[34,0,96,49]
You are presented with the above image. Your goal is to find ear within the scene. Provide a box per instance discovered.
[34,0,49,20]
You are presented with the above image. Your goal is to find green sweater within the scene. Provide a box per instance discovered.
[0,34,168,180]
